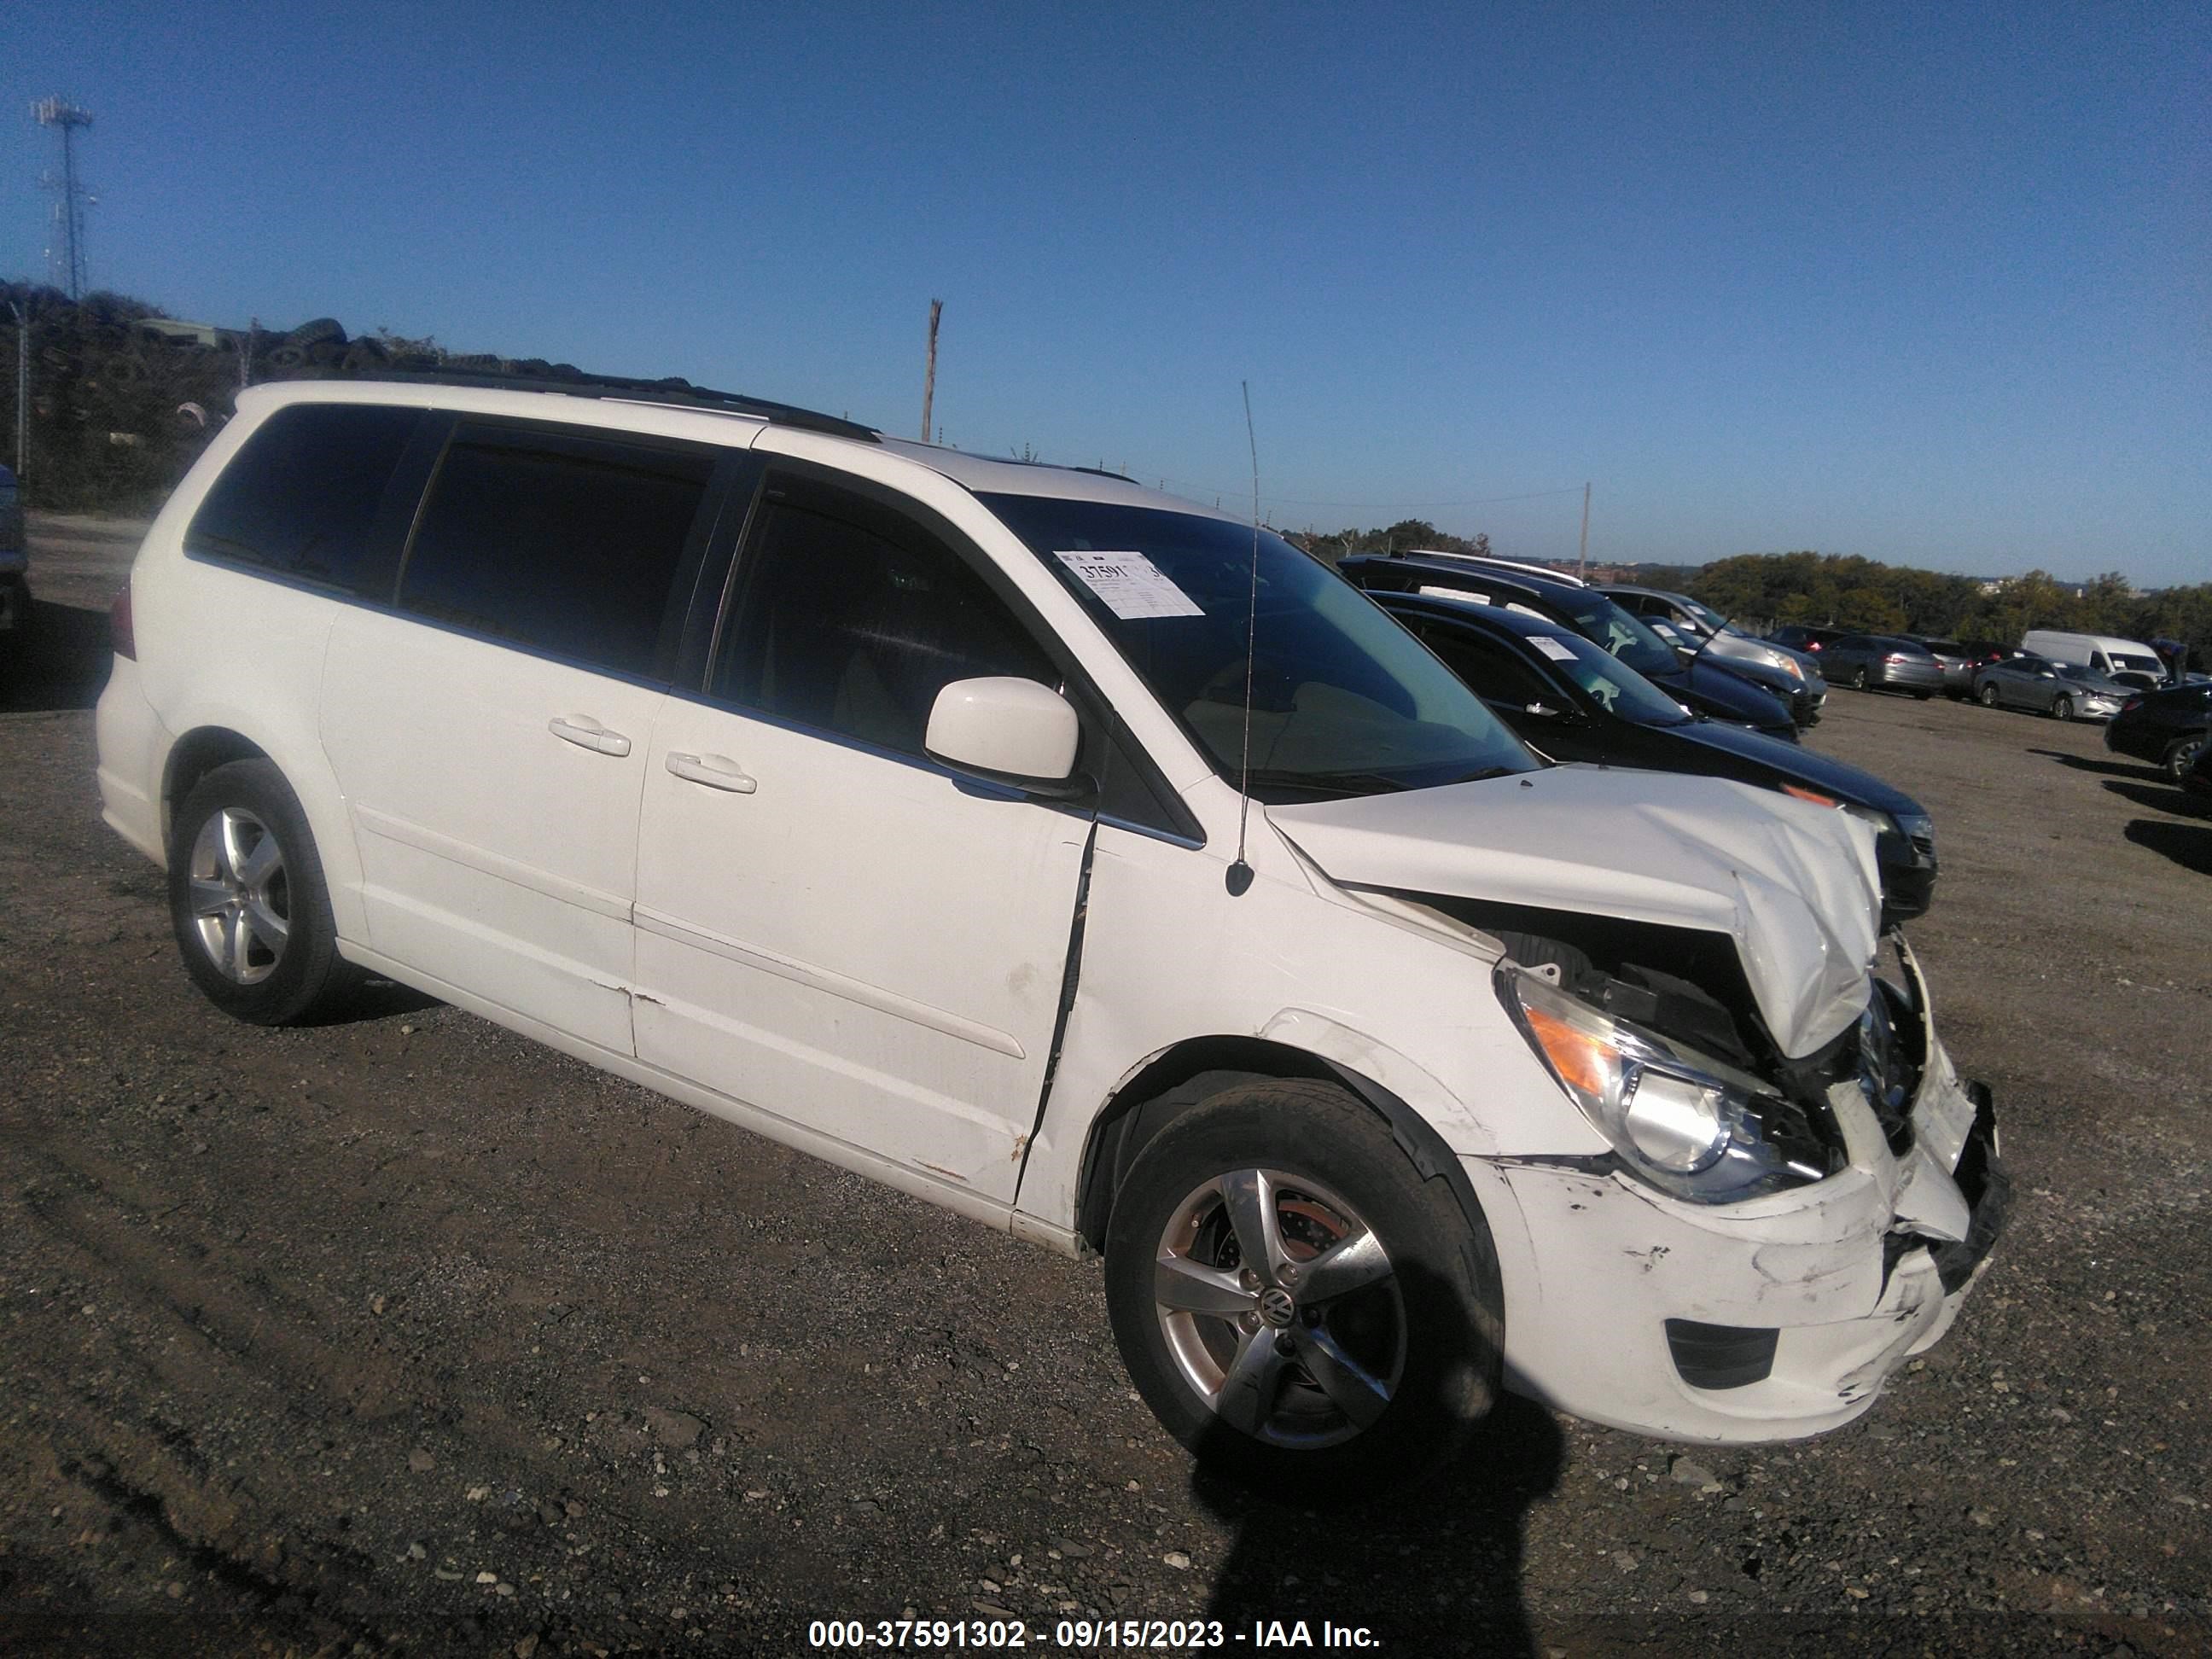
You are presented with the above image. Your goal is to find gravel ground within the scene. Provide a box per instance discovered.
[2,517,2206,1656]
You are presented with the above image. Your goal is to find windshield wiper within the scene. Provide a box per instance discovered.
[1244,767,1415,796]
[1245,764,1524,799]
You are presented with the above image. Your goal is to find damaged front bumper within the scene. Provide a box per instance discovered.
[1467,959,2009,1443]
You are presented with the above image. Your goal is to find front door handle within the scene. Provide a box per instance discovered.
[666,751,758,794]
[550,715,632,757]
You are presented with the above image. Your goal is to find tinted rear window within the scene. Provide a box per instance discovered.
[399,425,713,679]
[185,402,423,594]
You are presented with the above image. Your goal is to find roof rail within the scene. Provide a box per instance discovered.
[1407,550,1587,587]
[303,365,880,443]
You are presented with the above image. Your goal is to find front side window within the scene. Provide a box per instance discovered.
[186,402,422,594]
[398,424,712,679]
[982,494,1536,801]
[712,477,1058,760]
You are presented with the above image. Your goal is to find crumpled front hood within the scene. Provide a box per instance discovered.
[1270,765,1882,1057]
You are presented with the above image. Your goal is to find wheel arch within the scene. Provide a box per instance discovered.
[1070,1035,1494,1268]
[161,726,271,847]
[156,717,365,943]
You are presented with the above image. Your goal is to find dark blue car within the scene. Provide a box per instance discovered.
[1377,591,1940,923]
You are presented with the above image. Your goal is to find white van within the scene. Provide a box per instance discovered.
[2021,630,2166,685]
[94,374,2005,1491]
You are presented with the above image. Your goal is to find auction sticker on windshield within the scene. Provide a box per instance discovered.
[1053,550,1206,620]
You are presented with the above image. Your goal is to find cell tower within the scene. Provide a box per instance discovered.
[34,97,96,300]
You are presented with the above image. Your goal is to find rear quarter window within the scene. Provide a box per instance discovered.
[185,403,425,594]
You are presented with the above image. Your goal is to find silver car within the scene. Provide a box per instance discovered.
[1820,634,1947,698]
[1974,655,2129,722]
[1903,635,1980,696]
[1599,585,1825,687]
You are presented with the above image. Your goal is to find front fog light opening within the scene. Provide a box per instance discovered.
[1621,1065,1728,1173]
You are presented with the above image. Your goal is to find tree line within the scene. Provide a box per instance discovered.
[1688,551,2212,667]
[0,282,483,513]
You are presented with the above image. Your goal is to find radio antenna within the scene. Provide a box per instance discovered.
[1226,381,1261,897]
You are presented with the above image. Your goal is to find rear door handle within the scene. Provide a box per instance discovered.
[549,715,632,757]
[666,751,758,794]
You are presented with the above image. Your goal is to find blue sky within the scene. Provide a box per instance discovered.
[5,2,2204,581]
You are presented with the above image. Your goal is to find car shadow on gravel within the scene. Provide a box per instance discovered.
[2102,779,2204,818]
[2123,818,2212,876]
[2026,748,2161,782]
[1191,1388,1563,1655]
[0,602,115,713]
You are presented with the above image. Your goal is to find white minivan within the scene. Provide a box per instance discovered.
[95,375,2005,1492]
[2020,630,2167,688]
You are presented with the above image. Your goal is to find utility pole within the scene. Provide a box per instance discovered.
[919,298,942,443]
[8,300,26,486]
[1575,480,1591,579]
[33,98,96,300]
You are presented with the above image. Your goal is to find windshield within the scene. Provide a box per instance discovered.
[1545,633,1695,725]
[2057,662,2116,684]
[981,495,1538,800]
[1553,592,1681,677]
[2110,651,2162,676]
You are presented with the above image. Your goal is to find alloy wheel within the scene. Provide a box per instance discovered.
[185,807,291,985]
[1151,1167,1406,1449]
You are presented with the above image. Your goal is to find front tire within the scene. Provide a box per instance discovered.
[2165,736,2206,782]
[1103,1080,1502,1498]
[2052,696,2074,721]
[1851,667,1870,690]
[1979,682,2000,708]
[167,760,356,1024]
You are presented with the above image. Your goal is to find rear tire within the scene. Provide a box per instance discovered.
[167,760,358,1025]
[1103,1080,1502,1499]
[1979,682,2000,708]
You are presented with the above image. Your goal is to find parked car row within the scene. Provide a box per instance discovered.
[1764,614,2197,731]
[93,373,2004,1493]
[1342,555,1814,736]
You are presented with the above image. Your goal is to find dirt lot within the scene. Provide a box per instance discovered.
[3,517,2207,1656]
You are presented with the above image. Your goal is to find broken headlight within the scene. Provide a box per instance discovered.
[1497,963,1838,1202]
